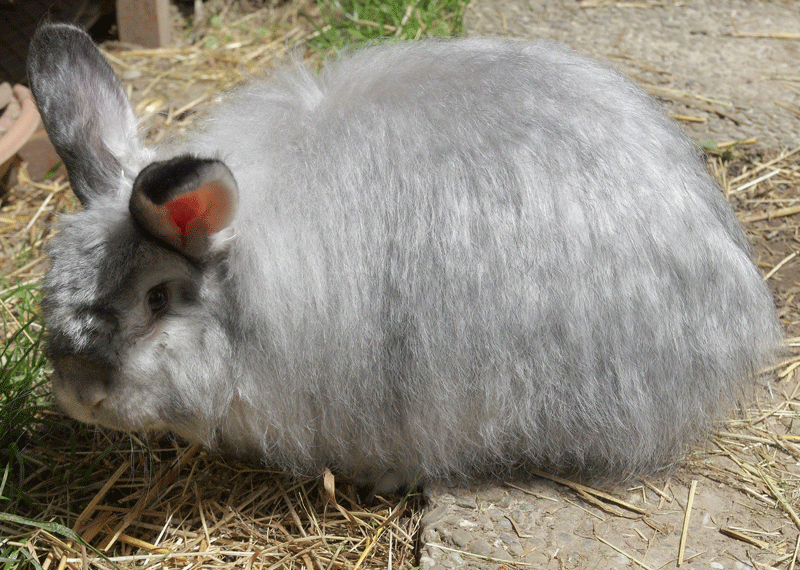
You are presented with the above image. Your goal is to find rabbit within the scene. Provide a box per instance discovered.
[28,22,782,494]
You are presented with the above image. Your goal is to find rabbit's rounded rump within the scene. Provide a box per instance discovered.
[28,24,781,491]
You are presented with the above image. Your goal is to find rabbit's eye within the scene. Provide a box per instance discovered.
[147,284,169,316]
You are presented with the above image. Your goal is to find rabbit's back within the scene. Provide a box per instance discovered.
[182,39,780,485]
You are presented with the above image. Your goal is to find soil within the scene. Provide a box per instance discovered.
[464,0,800,151]
[419,2,800,569]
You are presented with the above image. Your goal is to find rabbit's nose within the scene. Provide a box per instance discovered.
[50,354,115,425]
[78,383,109,409]
[52,354,114,405]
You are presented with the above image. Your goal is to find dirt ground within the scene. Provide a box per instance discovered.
[420,2,800,569]
[465,0,800,151]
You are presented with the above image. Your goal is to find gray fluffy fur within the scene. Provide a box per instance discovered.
[29,24,781,492]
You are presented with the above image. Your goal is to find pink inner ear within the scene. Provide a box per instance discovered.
[159,181,235,253]
[166,195,202,249]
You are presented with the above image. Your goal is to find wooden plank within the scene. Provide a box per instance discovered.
[115,0,171,47]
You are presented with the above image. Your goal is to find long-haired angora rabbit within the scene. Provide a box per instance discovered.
[28,23,781,494]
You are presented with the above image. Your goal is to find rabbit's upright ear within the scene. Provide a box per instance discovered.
[27,23,141,206]
[130,156,238,259]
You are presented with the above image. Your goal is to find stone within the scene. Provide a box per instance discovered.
[451,529,473,548]
[456,495,478,509]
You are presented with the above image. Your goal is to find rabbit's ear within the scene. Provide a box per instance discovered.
[27,23,141,207]
[129,156,239,259]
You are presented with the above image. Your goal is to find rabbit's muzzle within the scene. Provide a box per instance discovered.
[50,353,115,425]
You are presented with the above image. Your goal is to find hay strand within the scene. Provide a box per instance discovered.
[677,479,697,566]
[530,469,648,515]
[595,535,657,570]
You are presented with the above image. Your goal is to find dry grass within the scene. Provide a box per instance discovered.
[2,2,800,569]
[3,432,422,569]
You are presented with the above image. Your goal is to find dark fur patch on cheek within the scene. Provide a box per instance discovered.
[163,392,199,427]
